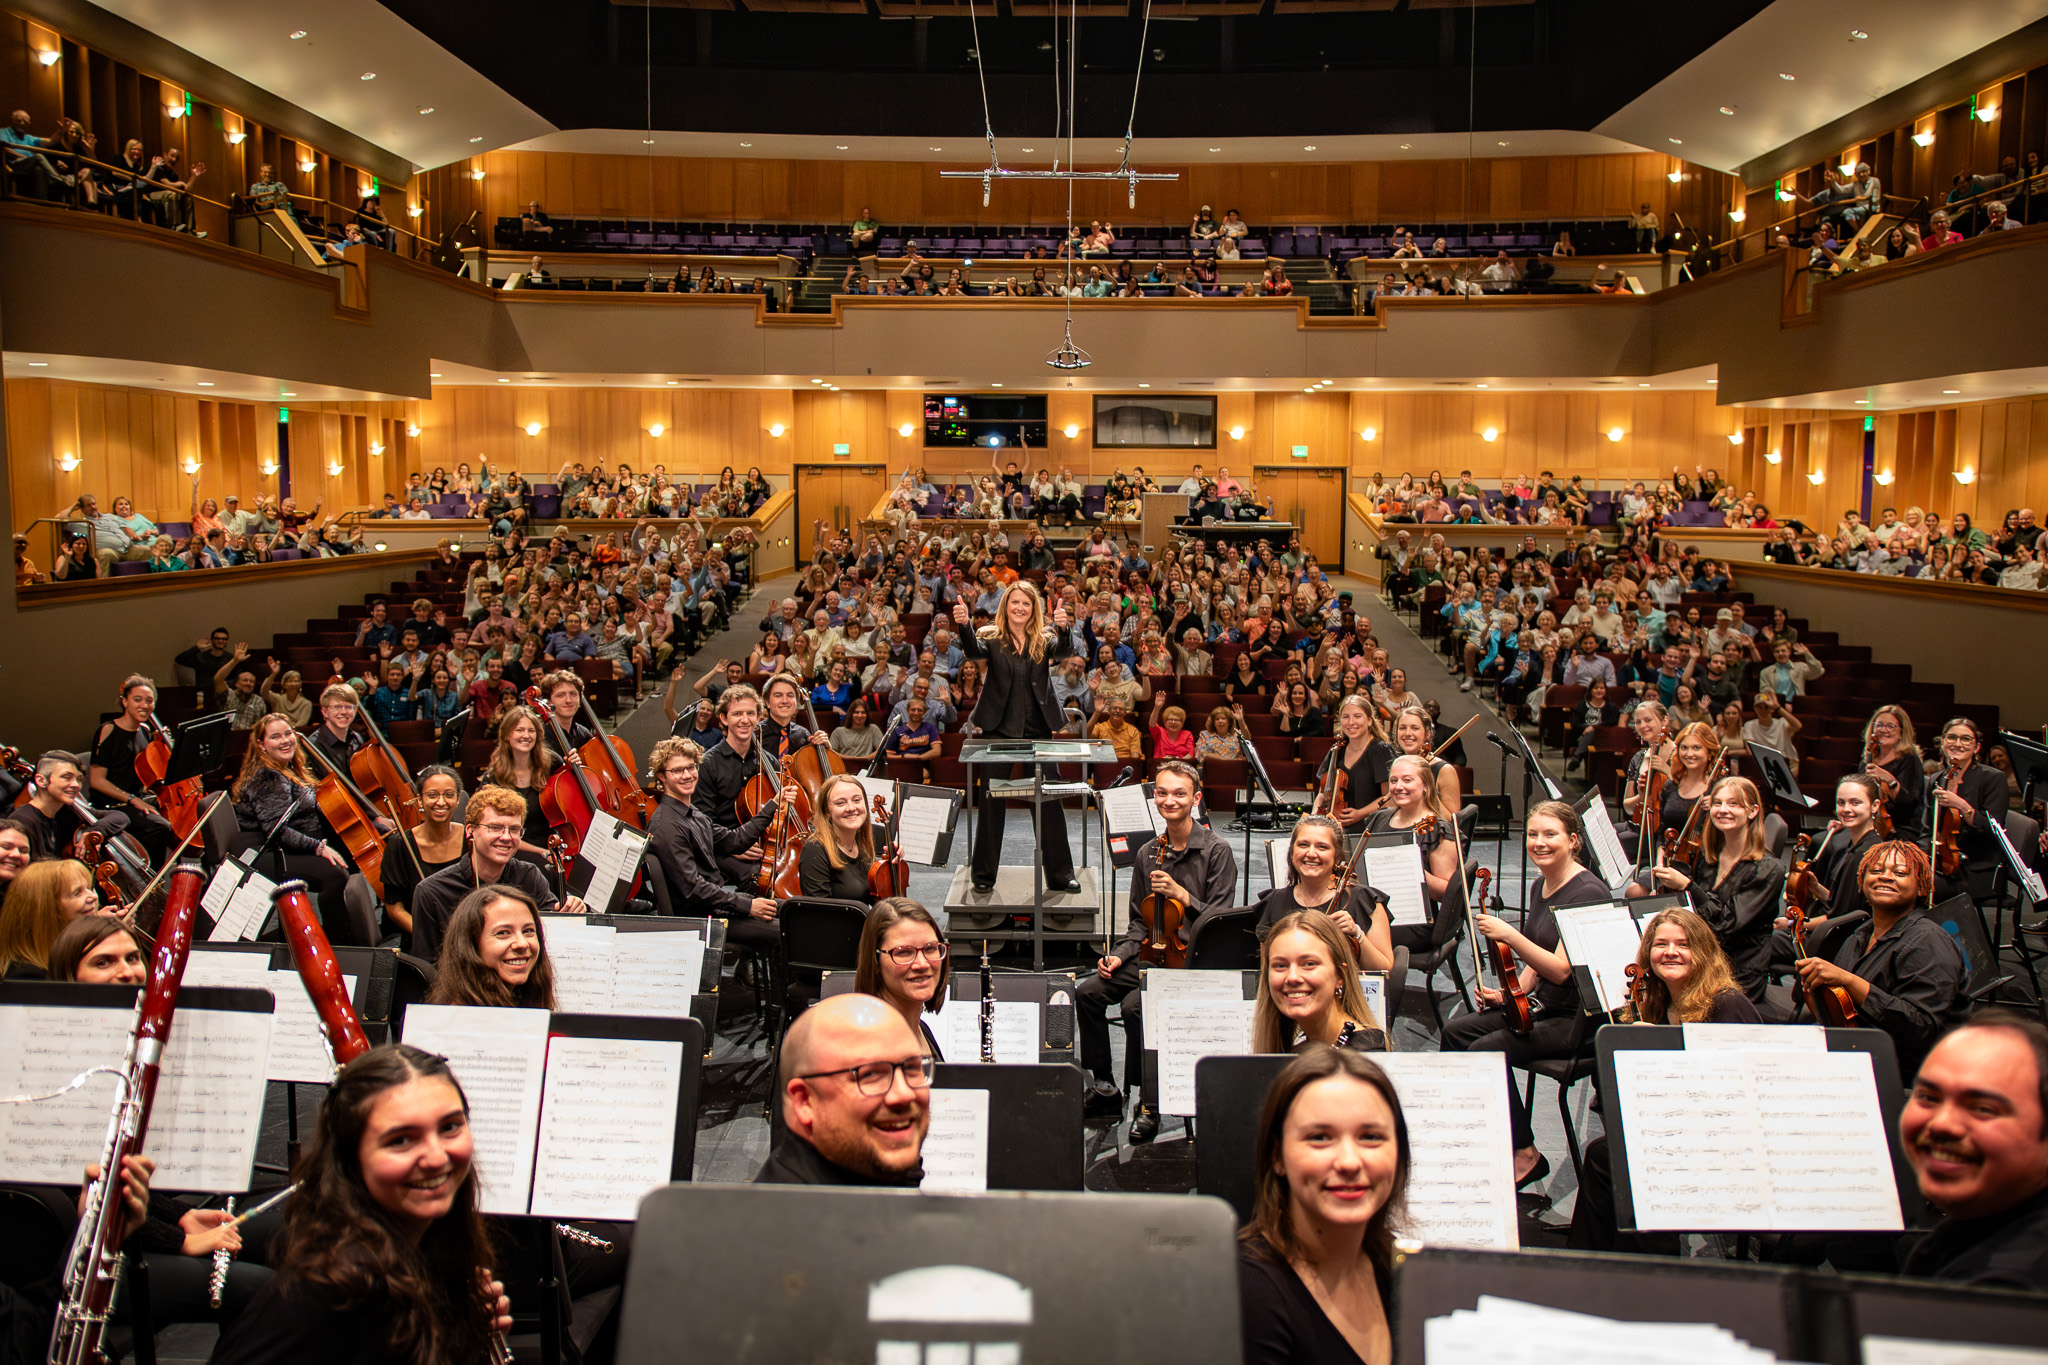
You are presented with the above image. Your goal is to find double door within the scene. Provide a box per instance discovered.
[795,464,888,559]
[1253,465,1344,568]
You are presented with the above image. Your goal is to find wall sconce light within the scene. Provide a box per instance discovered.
[1728,432,1745,446]
[360,184,375,198]
[1606,427,1625,442]
[1912,131,1935,147]
[57,452,79,472]
[373,541,388,552]
[182,458,202,475]
[524,422,542,436]
[165,103,186,119]
[1764,449,1782,465]
[1839,160,1856,175]
[1228,426,1245,441]
[1667,170,1682,184]
[326,461,344,476]
[1359,427,1377,442]
[1064,424,1081,439]
[1806,471,1825,485]
[1729,209,1746,223]
[1975,105,1998,122]
[647,423,665,438]
[1481,427,1500,443]
[368,442,384,456]
[260,461,278,477]
[406,423,421,437]
[227,130,245,145]
[37,49,60,67]
[407,204,423,218]
[768,423,785,438]
[1954,469,1976,485]
[471,169,486,181]
[897,423,915,438]
[299,159,316,173]
[1874,470,1894,486]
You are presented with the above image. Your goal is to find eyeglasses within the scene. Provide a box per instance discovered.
[798,1056,933,1095]
[881,942,947,966]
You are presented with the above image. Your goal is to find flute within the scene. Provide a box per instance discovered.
[207,1195,235,1310]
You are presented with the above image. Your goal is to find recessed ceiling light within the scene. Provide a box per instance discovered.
[643,138,656,145]
[666,380,679,385]
[360,72,375,80]
[738,142,751,148]
[1020,147,1034,153]
[1497,140,1509,147]
[469,136,483,143]
[1942,389,1960,395]
[197,381,214,386]
[1705,379,1717,384]
[27,361,46,367]
[1303,145,1317,151]
[1639,382,1651,387]
[1779,72,1796,81]
[430,373,442,378]
[1719,106,1736,115]
[930,146,943,152]
[1849,29,1868,40]
[1855,399,1870,405]
[836,145,849,150]
[419,106,434,115]
[289,30,307,39]
[1667,138,1683,145]
[1475,383,1488,389]
[1208,147,1222,153]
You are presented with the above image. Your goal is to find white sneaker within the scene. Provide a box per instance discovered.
[1459,679,1473,691]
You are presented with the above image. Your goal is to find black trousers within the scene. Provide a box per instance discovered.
[1565,1137,1680,1255]
[122,803,177,866]
[970,764,1074,884]
[1075,957,1145,1092]
[135,1254,272,1330]
[1439,1006,1583,1149]
[223,834,354,943]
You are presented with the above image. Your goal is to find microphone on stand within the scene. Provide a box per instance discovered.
[1484,731,1518,756]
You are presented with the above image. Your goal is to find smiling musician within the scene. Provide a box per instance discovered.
[1253,909,1385,1053]
[1251,815,1393,972]
[646,736,788,956]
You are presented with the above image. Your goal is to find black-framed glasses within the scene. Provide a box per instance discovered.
[798,1056,933,1095]
[880,942,947,966]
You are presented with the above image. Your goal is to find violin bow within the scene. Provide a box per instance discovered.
[115,791,231,948]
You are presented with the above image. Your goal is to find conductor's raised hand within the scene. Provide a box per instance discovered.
[952,600,971,627]
[1051,604,1069,631]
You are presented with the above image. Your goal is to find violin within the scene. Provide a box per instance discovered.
[1783,829,1833,919]
[134,718,205,842]
[295,736,387,899]
[1785,876,1857,1029]
[76,830,127,914]
[867,791,910,900]
[1624,962,1650,1020]
[1135,839,1188,968]
[1312,749,1348,818]
[525,686,642,860]
[1661,745,1730,868]
[545,834,570,884]
[1470,866,1532,1035]
[1932,757,1967,877]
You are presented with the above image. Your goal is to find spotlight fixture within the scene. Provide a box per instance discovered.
[360,72,375,81]
[37,49,59,67]
[196,381,213,387]
[1303,145,1317,152]
[26,361,46,367]
[1849,29,1868,39]
[419,106,435,115]
[1942,390,1960,395]
[1606,427,1625,442]
[470,136,484,143]
[837,145,849,151]
[524,422,542,436]
[1779,72,1796,81]
[1718,106,1736,116]
[1667,138,1683,146]
[289,30,307,39]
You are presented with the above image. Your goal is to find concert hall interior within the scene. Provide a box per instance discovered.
[1,1,2047,1362]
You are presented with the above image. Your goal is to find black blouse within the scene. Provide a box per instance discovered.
[799,838,873,903]
[1239,1242,1386,1365]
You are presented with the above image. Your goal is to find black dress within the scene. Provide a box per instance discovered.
[1239,1241,1386,1365]
[208,1277,397,1365]
[798,838,873,903]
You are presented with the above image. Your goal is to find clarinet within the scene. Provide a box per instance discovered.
[272,883,512,1365]
[979,939,996,1064]
[207,1195,235,1310]
[50,862,205,1365]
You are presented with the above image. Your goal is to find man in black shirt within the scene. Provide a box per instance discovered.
[757,672,823,761]
[755,994,929,1186]
[694,684,778,887]
[1900,1010,2048,1291]
[353,600,400,652]
[535,671,596,756]
[14,751,133,859]
[410,786,582,963]
[173,628,234,688]
[645,738,785,956]
[1076,763,1239,1142]
[1796,841,1965,1078]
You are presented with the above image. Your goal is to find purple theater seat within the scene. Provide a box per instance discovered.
[114,561,149,575]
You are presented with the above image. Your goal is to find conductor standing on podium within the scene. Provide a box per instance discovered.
[956,583,1084,894]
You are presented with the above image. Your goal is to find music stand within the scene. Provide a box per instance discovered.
[164,712,232,784]
[1193,1054,1293,1221]
[932,1062,1085,1191]
[433,707,473,767]
[959,739,1119,970]
[620,1185,1242,1365]
[1237,732,1286,899]
[1494,721,1556,913]
[1996,730,2048,815]
[1746,739,1817,819]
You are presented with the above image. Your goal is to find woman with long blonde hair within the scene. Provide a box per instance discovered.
[953,579,1081,893]
[801,773,881,904]
[1648,775,1785,1002]
[1252,909,1382,1053]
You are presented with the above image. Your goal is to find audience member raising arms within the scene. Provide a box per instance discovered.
[1442,799,1607,1188]
[1647,775,1786,1003]
[853,896,953,1061]
[1253,815,1395,974]
[425,883,556,1010]
[208,1046,512,1365]
[1253,910,1387,1054]
[1238,1048,1407,1365]
[378,765,466,941]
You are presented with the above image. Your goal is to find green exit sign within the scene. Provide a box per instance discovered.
[833,443,850,455]
[1292,445,1309,459]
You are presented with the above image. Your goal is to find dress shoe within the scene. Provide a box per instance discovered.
[1128,1106,1161,1144]
[972,875,995,894]
[1047,873,1083,894]
[1083,1088,1125,1123]
[1515,1153,1551,1189]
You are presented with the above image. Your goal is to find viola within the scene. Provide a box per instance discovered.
[1863,738,1899,837]
[75,830,127,914]
[1932,758,1967,877]
[135,718,205,842]
[295,736,387,900]
[4,745,153,897]
[866,792,910,900]
[1784,830,1831,919]
[524,686,640,860]
[1785,893,1857,1028]
[1135,839,1188,968]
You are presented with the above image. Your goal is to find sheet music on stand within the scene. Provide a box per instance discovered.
[0,982,275,1191]
[1361,832,1430,928]
[184,944,361,1084]
[1552,896,1683,1014]
[1102,782,1167,868]
[544,917,704,1018]
[919,1088,991,1193]
[1375,1053,1520,1250]
[1575,789,1635,892]
[857,779,963,866]
[1600,1024,1911,1233]
[568,810,650,915]
[402,1003,700,1221]
[1144,970,1254,1116]
[1988,817,2047,906]
[202,857,276,942]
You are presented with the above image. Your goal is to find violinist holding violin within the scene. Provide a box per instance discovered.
[1251,814,1394,971]
[13,750,134,862]
[86,674,177,863]
[1929,718,2009,902]
[1321,695,1394,830]
[227,715,354,938]
[1363,755,1460,955]
[1618,701,1673,837]
[1442,799,1606,1190]
[1770,774,1887,971]
[1645,775,1786,1003]
[1863,706,1927,843]
[1076,761,1237,1144]
[801,773,895,905]
[1794,841,1965,1076]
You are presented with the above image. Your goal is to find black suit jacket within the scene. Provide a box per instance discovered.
[957,625,1077,737]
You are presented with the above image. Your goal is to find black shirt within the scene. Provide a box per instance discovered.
[958,626,1077,738]
[301,724,366,782]
[209,1276,396,1365]
[646,793,774,917]
[1683,853,1787,1002]
[1238,1241,1385,1365]
[799,838,872,903]
[1875,752,1928,844]
[752,1132,922,1186]
[90,722,149,796]
[409,855,559,965]
[695,736,768,826]
[379,828,466,913]
[1833,908,1966,1078]
[1116,821,1240,960]
[1902,1186,2048,1292]
[1526,869,1608,1017]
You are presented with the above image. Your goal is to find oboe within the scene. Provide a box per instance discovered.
[49,862,205,1365]
[207,1195,235,1310]
[979,939,995,1064]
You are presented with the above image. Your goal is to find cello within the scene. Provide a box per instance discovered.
[134,717,205,843]
[785,692,851,809]
[294,735,388,900]
[524,686,640,858]
[577,692,655,825]
[346,684,425,830]
[1785,833,1857,1026]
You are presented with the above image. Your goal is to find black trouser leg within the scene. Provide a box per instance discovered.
[1439,1007,1582,1150]
[1565,1137,1680,1255]
[1074,959,1144,1091]
[135,1253,273,1330]
[224,835,352,941]
[971,765,1074,884]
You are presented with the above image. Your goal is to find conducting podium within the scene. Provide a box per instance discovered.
[954,738,1118,969]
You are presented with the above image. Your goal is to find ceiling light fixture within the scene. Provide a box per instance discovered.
[1849,29,1868,39]
[1942,389,1960,395]
[37,49,59,67]
[738,142,751,147]
[289,30,306,39]
[929,146,943,152]
[1020,147,1034,153]
[1855,399,1870,405]
[1208,147,1221,152]
[360,72,375,80]
[1496,140,1509,147]
[196,381,214,387]
[1779,72,1796,81]
[1667,138,1683,145]
[26,361,46,367]
[1303,145,1317,152]
[1718,106,1736,116]
[836,145,849,150]
[419,106,434,115]
[1137,383,1150,388]
[1399,143,1411,150]
[469,136,483,143]
[280,391,296,398]
[496,378,509,383]
[989,382,1002,388]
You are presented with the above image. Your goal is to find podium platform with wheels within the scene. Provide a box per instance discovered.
[947,739,1118,969]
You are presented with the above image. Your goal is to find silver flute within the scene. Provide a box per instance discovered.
[206,1196,235,1310]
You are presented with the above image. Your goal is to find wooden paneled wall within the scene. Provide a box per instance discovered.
[0,8,399,243]
[409,387,797,486]
[418,149,1729,240]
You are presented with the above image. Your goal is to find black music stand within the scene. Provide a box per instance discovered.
[1996,729,2048,815]
[619,1185,1243,1365]
[932,1062,1085,1191]
[1747,739,1818,820]
[1192,1054,1293,1222]
[163,712,232,784]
